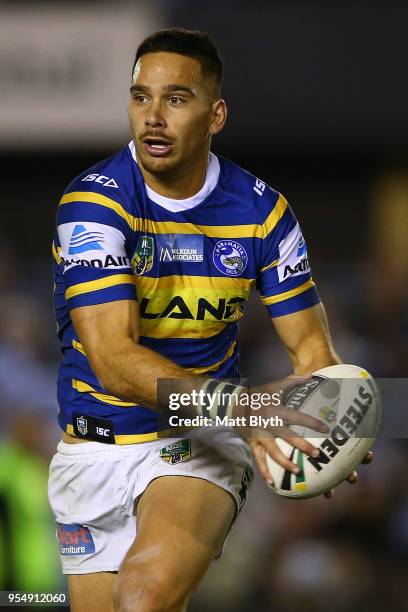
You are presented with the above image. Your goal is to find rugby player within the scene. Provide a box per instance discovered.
[49,28,371,612]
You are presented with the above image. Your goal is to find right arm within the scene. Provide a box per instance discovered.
[71,298,197,409]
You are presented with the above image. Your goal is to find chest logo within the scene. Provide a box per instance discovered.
[213,240,248,277]
[157,234,204,263]
[132,236,154,275]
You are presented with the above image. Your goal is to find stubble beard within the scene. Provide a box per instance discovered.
[135,142,181,180]
[138,154,179,178]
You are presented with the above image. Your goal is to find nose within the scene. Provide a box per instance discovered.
[145,100,166,128]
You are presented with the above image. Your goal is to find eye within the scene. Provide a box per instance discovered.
[133,94,148,104]
[168,96,185,105]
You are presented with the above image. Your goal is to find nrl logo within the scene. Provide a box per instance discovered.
[132,236,154,275]
[76,416,88,436]
[160,440,191,464]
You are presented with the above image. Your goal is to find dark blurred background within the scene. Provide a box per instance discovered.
[1,1,407,610]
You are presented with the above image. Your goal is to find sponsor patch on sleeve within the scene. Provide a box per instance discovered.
[56,523,96,556]
[58,222,130,271]
[276,222,310,282]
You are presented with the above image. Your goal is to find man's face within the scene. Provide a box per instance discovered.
[129,52,224,178]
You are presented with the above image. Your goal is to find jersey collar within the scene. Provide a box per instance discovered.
[128,140,220,212]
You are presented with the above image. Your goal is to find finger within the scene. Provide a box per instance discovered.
[281,435,320,459]
[263,425,320,447]
[261,438,300,475]
[276,406,330,434]
[361,451,374,465]
[346,470,358,484]
[324,489,334,499]
[252,442,273,485]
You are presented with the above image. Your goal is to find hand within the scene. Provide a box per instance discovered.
[242,376,330,486]
[249,435,323,486]
[243,376,330,438]
[323,451,374,498]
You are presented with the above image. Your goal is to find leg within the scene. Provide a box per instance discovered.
[113,476,236,612]
[68,572,117,612]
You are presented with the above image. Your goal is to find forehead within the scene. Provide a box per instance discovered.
[132,52,205,87]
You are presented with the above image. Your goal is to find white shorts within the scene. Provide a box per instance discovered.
[48,428,253,574]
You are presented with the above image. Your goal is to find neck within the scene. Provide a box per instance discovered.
[137,151,210,200]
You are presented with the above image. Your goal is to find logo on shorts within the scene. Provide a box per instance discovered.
[213,240,248,277]
[132,236,154,275]
[238,466,252,510]
[57,523,95,555]
[160,439,191,464]
[76,416,88,436]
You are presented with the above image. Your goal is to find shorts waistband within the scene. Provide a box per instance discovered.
[58,425,236,455]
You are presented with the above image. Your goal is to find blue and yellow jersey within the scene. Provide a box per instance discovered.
[53,143,320,443]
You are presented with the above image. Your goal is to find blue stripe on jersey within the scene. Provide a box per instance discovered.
[139,322,238,369]
[67,281,136,310]
[266,286,321,317]
[58,202,133,234]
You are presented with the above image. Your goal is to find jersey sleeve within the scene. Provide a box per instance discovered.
[53,188,137,310]
[256,193,321,317]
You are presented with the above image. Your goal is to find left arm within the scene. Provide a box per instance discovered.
[251,189,372,489]
[263,302,372,497]
[271,302,341,375]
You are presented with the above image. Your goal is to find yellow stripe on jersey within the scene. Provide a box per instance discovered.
[52,241,62,264]
[138,282,251,339]
[185,340,237,375]
[136,275,255,292]
[260,259,279,273]
[65,274,136,300]
[114,431,172,443]
[60,192,139,231]
[142,220,263,239]
[72,340,86,355]
[66,423,172,444]
[140,317,227,340]
[263,194,288,236]
[60,191,287,239]
[261,279,315,305]
[72,378,137,407]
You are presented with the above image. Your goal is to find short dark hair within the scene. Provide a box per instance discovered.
[132,28,223,87]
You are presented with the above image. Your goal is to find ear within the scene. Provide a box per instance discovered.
[209,99,228,136]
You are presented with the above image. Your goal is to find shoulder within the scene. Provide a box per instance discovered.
[216,155,288,231]
[57,144,141,239]
[62,143,136,208]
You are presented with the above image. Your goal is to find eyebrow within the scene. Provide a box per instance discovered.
[130,84,195,96]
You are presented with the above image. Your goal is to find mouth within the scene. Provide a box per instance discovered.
[142,137,173,157]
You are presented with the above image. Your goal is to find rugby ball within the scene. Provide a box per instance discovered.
[266,364,381,498]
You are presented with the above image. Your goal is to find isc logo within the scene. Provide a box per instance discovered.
[96,426,110,437]
[82,173,118,188]
[253,178,266,196]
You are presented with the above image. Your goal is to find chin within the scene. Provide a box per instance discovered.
[138,154,180,177]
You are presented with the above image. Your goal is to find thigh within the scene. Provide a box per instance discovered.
[68,572,116,612]
[117,475,236,609]
[49,442,135,575]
